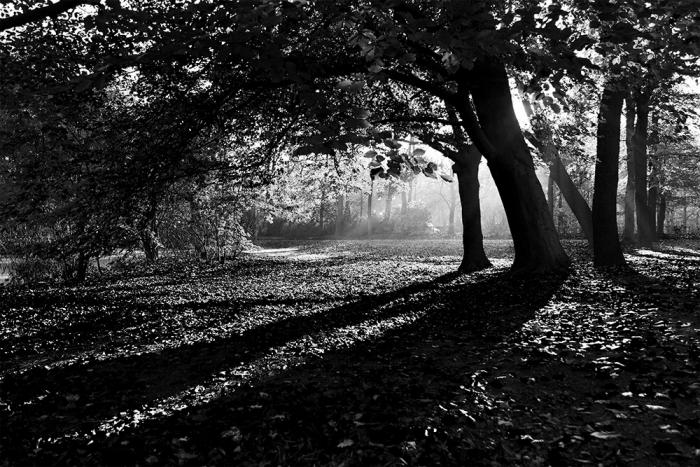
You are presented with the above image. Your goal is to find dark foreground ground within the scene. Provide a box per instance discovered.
[0,240,699,466]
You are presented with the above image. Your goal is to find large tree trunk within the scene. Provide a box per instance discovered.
[632,92,654,244]
[623,98,636,241]
[657,192,666,238]
[464,59,569,273]
[453,147,491,272]
[549,156,594,244]
[592,82,626,267]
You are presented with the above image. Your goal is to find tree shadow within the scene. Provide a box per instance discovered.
[6,270,567,465]
[0,295,346,368]
[0,270,472,448]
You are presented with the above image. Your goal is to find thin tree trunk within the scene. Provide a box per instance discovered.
[464,59,569,273]
[368,179,373,237]
[547,172,555,218]
[557,191,564,235]
[516,78,593,245]
[648,145,662,239]
[657,193,666,238]
[447,180,456,236]
[401,190,408,214]
[319,187,325,233]
[335,193,345,236]
[648,187,658,238]
[359,189,363,218]
[592,81,626,267]
[549,157,594,244]
[384,185,393,221]
[623,97,636,241]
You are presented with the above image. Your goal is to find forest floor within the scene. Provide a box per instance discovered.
[0,239,699,466]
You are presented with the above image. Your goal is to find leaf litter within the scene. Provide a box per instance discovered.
[0,239,698,466]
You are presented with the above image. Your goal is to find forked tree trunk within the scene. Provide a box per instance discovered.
[453,147,491,272]
[592,82,626,267]
[623,98,636,241]
[465,59,569,273]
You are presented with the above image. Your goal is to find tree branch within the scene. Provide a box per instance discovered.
[383,69,453,102]
[0,0,99,32]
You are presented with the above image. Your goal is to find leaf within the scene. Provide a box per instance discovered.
[363,150,377,158]
[337,439,354,448]
[412,148,426,157]
[439,173,454,182]
[370,167,384,179]
[590,431,621,440]
[383,139,402,149]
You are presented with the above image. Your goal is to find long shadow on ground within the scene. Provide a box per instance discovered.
[2,270,530,458]
[10,271,566,465]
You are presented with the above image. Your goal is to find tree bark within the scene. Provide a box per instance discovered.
[623,98,636,241]
[462,59,569,273]
[547,172,555,218]
[516,83,593,245]
[592,82,626,267]
[367,179,374,237]
[632,92,654,244]
[453,147,491,272]
[140,228,160,262]
[648,186,658,237]
[335,193,345,236]
[549,156,594,244]
[447,180,456,236]
[657,193,666,238]
[384,185,394,221]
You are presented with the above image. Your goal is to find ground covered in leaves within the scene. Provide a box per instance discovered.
[1,239,699,466]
